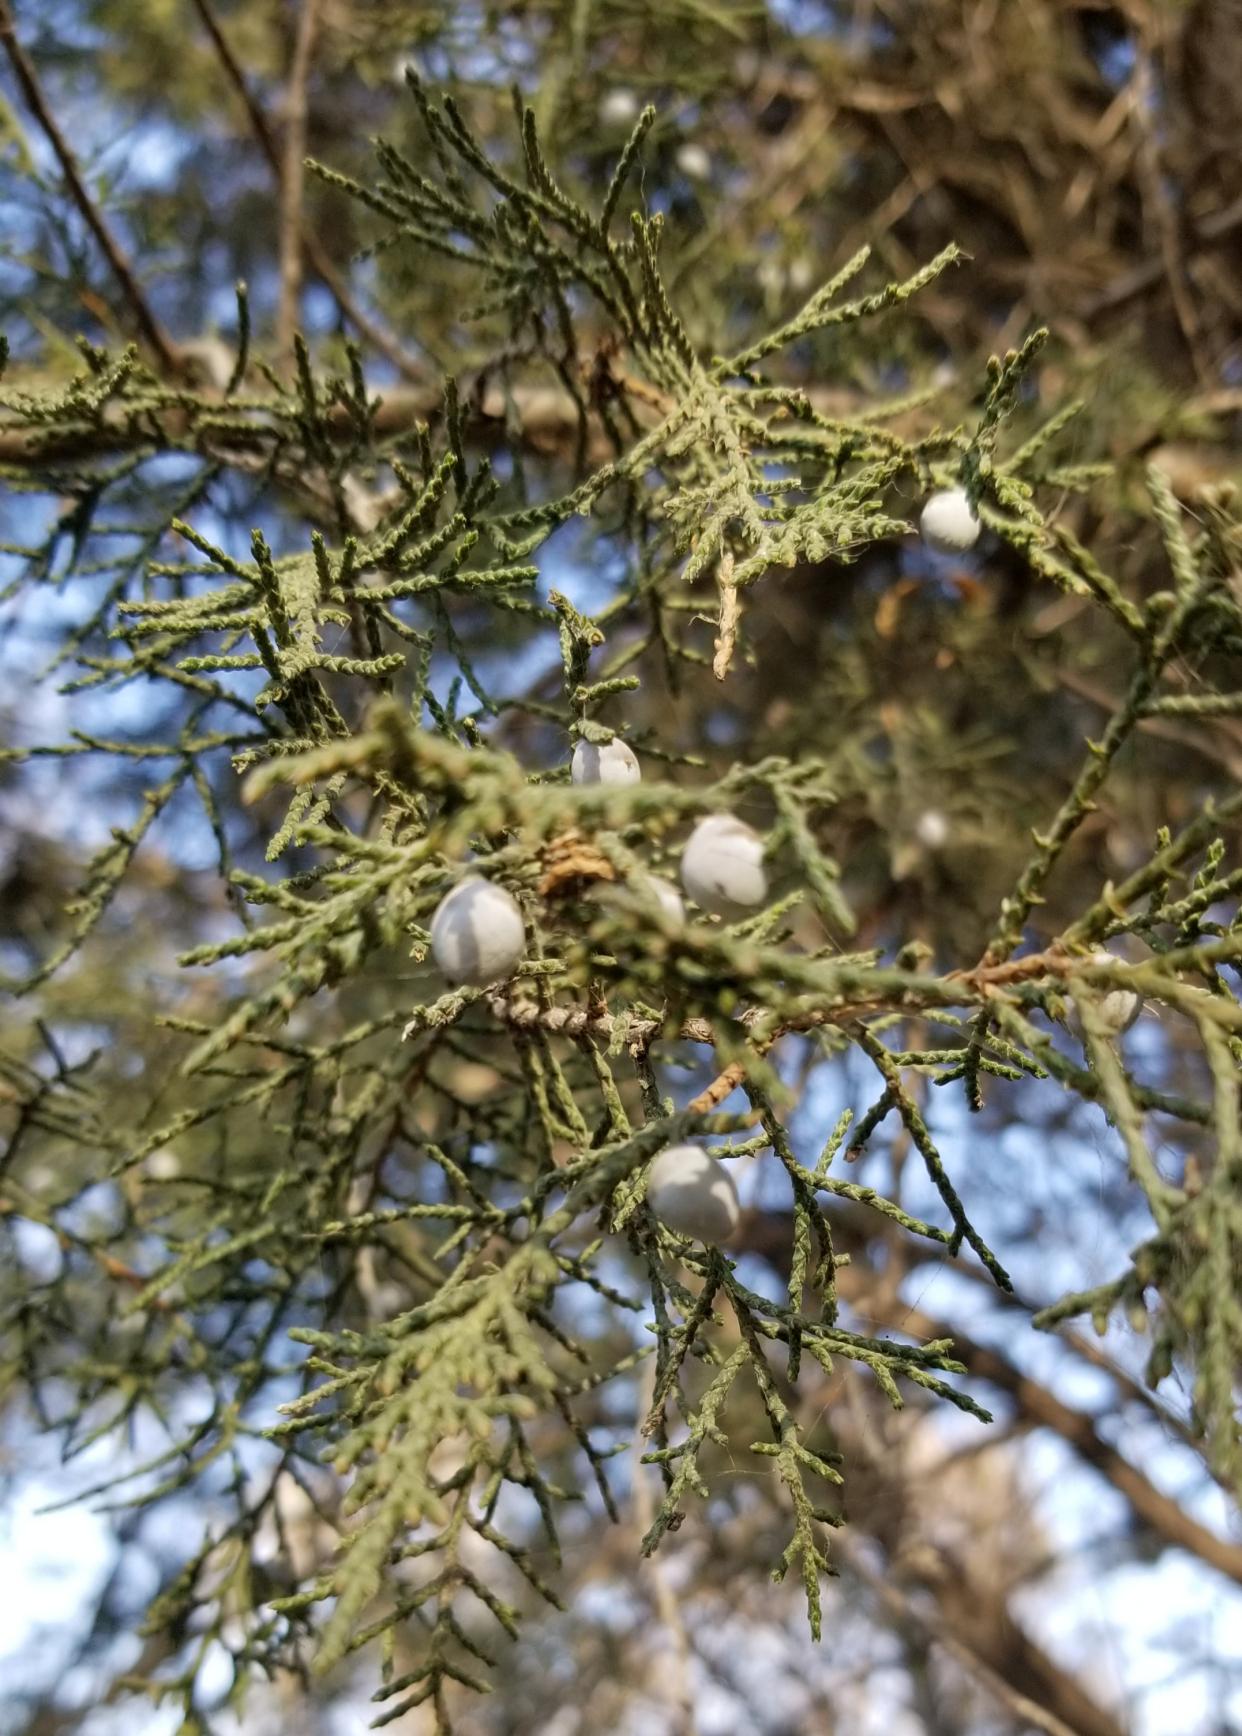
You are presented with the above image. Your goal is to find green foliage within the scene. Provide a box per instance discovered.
[2,76,1241,1734]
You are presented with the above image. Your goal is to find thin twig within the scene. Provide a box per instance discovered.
[0,0,177,370]
[276,0,320,365]
[188,0,281,173]
[479,942,1134,1122]
[187,0,426,382]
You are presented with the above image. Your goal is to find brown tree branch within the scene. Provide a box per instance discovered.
[188,0,281,175]
[832,1531,1086,1736]
[825,1362,1130,1736]
[0,0,177,370]
[737,1203,1242,1590]
[867,1209,1218,1472]
[878,1292,1242,1592]
[275,0,320,364]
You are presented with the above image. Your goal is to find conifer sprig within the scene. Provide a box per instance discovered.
[1,79,1241,1733]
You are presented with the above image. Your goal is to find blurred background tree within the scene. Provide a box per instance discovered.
[1,3,1241,1734]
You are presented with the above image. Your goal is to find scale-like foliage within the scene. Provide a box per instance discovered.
[2,84,1241,1732]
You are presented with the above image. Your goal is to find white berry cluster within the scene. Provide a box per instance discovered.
[424,732,772,1246]
[429,734,769,988]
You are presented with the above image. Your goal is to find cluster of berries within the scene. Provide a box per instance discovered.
[428,738,767,989]
[418,490,1130,1249]
[425,736,760,1244]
